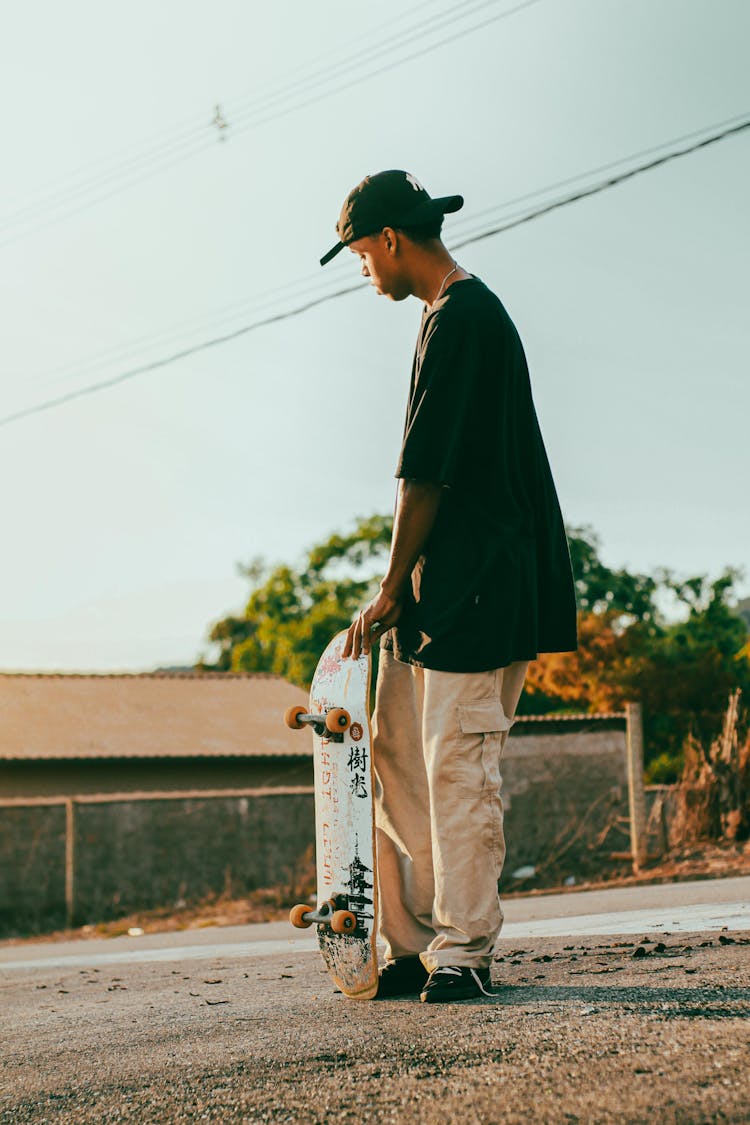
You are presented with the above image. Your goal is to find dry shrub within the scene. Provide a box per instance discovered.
[670,690,750,844]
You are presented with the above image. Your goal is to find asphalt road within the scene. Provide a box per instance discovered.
[1,878,749,1123]
[2,875,749,974]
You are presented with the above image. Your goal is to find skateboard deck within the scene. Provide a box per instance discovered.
[286,630,378,999]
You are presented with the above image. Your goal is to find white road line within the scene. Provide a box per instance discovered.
[500,899,750,939]
[0,935,319,972]
[1,901,748,972]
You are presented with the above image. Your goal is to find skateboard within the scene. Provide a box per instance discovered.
[285,629,378,1000]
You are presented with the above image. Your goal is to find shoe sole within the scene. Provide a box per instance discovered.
[376,971,429,999]
[419,987,493,1003]
[375,985,425,999]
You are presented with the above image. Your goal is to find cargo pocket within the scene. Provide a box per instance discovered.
[451,700,512,798]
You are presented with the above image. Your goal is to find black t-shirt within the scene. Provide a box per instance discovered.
[383,276,578,673]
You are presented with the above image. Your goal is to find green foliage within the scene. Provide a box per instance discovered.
[566,525,658,625]
[628,570,750,765]
[736,596,750,632]
[202,515,393,687]
[525,530,749,766]
[203,515,749,772]
[644,751,684,785]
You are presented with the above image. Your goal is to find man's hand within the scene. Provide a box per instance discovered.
[342,478,443,661]
[342,585,403,660]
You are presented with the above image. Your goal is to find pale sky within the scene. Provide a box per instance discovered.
[0,0,748,671]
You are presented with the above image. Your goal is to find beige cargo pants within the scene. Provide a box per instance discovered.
[373,649,529,971]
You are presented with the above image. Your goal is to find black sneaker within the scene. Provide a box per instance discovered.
[419,965,493,1003]
[376,956,429,998]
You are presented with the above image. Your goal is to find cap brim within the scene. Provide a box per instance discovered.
[320,241,345,267]
[434,194,464,215]
[398,194,464,226]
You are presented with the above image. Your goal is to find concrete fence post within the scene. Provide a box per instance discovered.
[625,702,647,871]
[65,798,75,929]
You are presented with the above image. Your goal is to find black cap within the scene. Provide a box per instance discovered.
[320,170,463,266]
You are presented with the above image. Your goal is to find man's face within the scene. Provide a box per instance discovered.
[348,231,411,302]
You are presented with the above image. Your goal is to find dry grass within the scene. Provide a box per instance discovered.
[671,689,750,844]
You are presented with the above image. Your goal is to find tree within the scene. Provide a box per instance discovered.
[524,547,750,779]
[566,526,658,624]
[736,596,750,633]
[202,515,393,687]
[202,516,749,781]
[521,525,660,714]
[623,570,750,779]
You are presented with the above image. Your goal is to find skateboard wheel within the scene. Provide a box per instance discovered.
[284,704,307,730]
[325,708,351,734]
[331,910,357,934]
[289,903,313,929]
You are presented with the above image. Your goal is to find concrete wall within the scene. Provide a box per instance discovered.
[0,794,314,936]
[0,723,633,935]
[74,794,315,921]
[500,728,629,886]
[0,805,67,934]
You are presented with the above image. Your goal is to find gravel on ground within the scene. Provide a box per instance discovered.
[1,929,749,1124]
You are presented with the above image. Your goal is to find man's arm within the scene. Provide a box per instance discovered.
[342,478,443,659]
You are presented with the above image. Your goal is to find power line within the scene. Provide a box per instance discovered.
[19,106,747,395]
[447,110,750,243]
[451,117,750,252]
[225,0,544,141]
[1,114,746,431]
[0,0,449,232]
[0,283,365,428]
[4,0,537,246]
[226,0,505,134]
[17,258,355,390]
[0,0,542,247]
[2,0,461,242]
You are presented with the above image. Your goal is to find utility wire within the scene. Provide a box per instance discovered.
[23,104,745,392]
[0,0,449,232]
[23,103,745,392]
[452,117,750,251]
[1,114,746,431]
[0,283,365,428]
[18,258,354,389]
[222,0,542,140]
[0,0,541,247]
[447,109,750,242]
[11,109,746,393]
[5,0,535,246]
[225,0,504,132]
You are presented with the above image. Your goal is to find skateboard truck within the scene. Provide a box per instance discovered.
[284,704,351,743]
[289,897,357,934]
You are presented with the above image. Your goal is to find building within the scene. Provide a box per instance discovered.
[0,672,314,933]
[0,672,311,800]
[0,673,642,935]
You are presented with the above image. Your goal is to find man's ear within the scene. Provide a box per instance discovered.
[382,226,399,255]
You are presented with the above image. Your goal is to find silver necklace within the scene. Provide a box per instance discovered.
[433,260,459,305]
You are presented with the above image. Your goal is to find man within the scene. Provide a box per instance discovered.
[319,170,578,1002]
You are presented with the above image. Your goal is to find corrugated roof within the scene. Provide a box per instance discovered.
[0,674,628,762]
[0,673,311,761]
